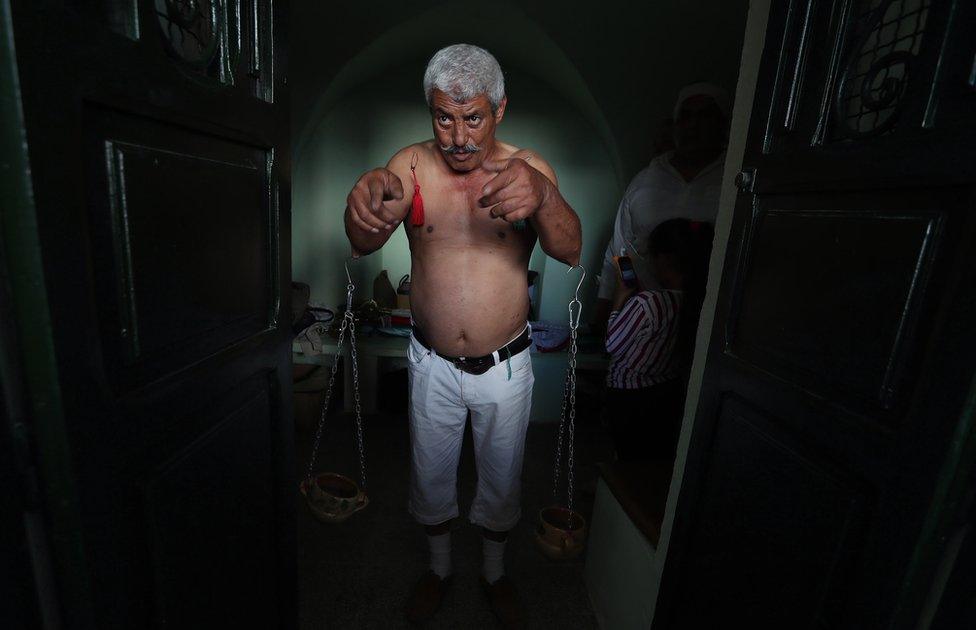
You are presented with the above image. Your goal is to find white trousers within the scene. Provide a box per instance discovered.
[406,331,534,531]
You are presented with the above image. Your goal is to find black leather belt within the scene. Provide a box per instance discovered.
[412,325,531,375]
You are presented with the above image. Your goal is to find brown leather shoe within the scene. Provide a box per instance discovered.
[405,570,451,624]
[481,575,526,629]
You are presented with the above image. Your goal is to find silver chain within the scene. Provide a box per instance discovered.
[552,267,583,523]
[566,304,579,515]
[552,370,570,504]
[306,280,367,489]
[306,313,346,481]
[348,306,367,489]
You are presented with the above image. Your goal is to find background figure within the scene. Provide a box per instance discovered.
[592,82,729,335]
[651,117,675,158]
[603,219,714,463]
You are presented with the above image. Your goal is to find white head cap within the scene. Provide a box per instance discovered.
[673,82,731,121]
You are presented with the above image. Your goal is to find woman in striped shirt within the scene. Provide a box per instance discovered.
[604,218,714,462]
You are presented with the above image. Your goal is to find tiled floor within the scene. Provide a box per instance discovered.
[295,379,611,629]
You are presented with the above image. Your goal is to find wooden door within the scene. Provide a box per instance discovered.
[654,1,976,627]
[2,1,294,627]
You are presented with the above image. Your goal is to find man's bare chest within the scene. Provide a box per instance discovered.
[404,177,533,250]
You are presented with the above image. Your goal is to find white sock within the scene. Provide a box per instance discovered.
[428,533,452,579]
[482,537,506,584]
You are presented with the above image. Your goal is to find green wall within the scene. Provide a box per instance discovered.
[292,1,750,182]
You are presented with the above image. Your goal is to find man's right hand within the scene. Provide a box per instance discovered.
[346,168,407,234]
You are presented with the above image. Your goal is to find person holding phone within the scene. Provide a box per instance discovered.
[604,219,714,462]
[613,253,640,289]
[592,82,729,336]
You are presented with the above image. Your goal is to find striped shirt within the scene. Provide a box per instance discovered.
[605,289,683,389]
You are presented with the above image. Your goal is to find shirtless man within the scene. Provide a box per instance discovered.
[344,44,581,627]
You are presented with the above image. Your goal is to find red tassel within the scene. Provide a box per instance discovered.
[409,152,425,226]
[411,185,425,226]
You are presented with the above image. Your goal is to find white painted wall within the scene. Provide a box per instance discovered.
[586,479,658,629]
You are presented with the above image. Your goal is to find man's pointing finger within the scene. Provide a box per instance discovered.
[367,178,385,213]
[480,169,518,206]
[385,172,404,201]
[481,158,510,173]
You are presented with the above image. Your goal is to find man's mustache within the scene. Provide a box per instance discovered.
[440,143,481,154]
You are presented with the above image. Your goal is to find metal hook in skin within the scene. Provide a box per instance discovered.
[566,264,585,330]
[344,257,357,312]
[566,264,585,302]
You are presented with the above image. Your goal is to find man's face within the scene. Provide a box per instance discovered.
[672,95,726,157]
[430,89,506,172]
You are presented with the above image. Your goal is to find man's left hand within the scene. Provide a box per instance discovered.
[478,158,551,223]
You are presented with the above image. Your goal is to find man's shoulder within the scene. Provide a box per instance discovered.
[508,145,549,165]
[639,289,683,313]
[385,142,441,182]
[622,152,677,197]
[507,145,558,185]
[388,141,437,167]
[637,289,672,305]
[492,140,520,157]
[637,152,675,180]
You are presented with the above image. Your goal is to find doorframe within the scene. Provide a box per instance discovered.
[646,0,773,622]
[1,0,93,625]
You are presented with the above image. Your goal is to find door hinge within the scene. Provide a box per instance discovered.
[735,168,757,194]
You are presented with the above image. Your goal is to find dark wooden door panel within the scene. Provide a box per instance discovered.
[146,375,278,628]
[670,395,870,628]
[727,188,961,418]
[6,1,295,628]
[85,105,279,392]
[67,366,287,627]
[656,1,976,628]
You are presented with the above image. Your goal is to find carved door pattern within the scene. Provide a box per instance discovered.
[154,0,225,72]
[832,0,932,139]
[761,0,973,157]
[82,0,275,99]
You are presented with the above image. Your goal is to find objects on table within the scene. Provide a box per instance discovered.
[530,320,571,353]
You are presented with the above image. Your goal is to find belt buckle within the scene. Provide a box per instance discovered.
[454,356,491,375]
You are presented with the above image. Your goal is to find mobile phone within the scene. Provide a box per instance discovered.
[614,255,638,288]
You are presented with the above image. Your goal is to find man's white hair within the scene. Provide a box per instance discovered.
[423,44,505,113]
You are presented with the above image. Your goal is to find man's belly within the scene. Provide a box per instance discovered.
[409,248,530,357]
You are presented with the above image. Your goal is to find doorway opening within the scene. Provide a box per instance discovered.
[289,1,750,627]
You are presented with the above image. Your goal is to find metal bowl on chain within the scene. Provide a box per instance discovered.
[300,472,369,524]
[535,264,587,560]
[534,506,586,560]
[300,260,369,525]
